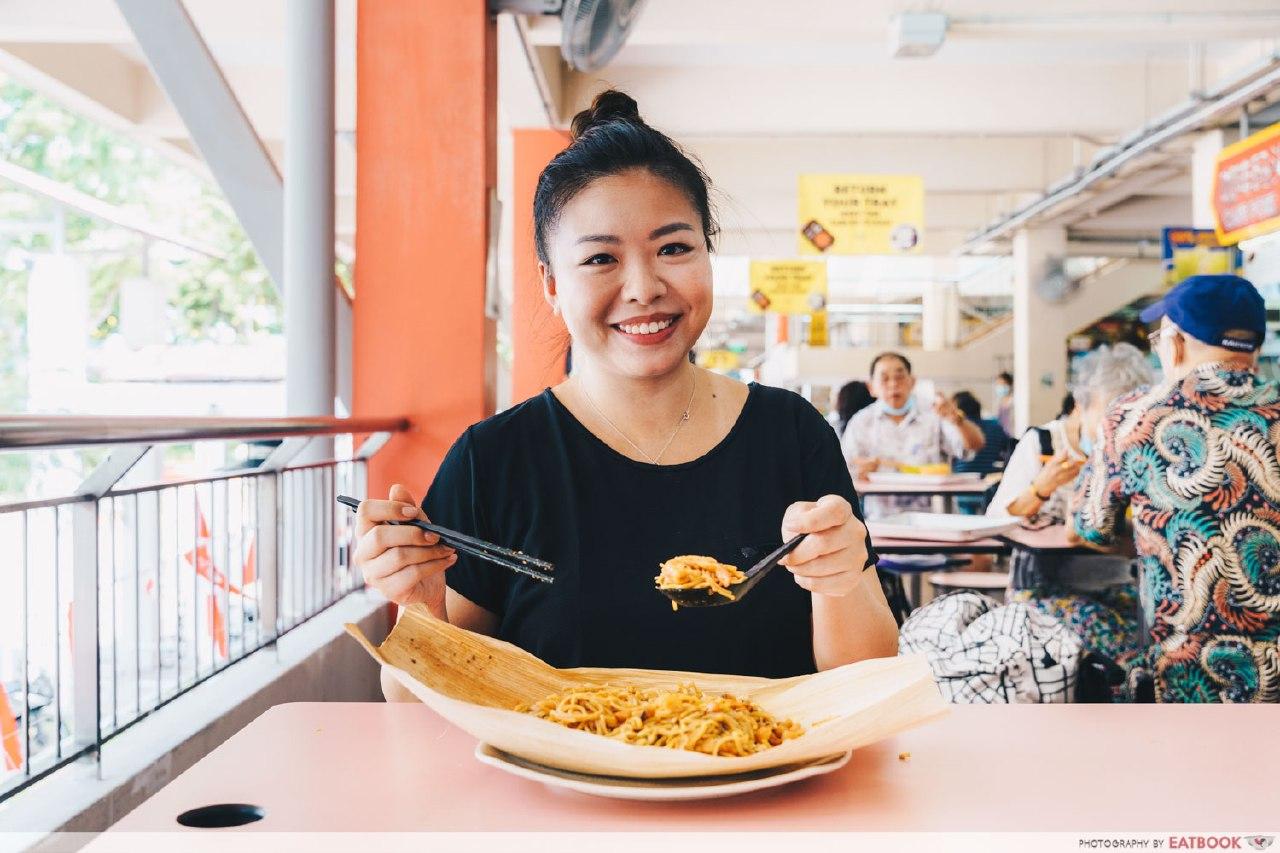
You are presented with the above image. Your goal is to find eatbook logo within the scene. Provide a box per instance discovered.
[1248,838,1274,851]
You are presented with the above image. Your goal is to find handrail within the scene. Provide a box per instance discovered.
[0,415,410,451]
[956,52,1280,253]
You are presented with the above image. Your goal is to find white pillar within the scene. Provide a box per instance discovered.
[922,281,957,351]
[26,255,88,413]
[921,283,943,352]
[1013,226,1068,434]
[1191,130,1227,230]
[284,0,336,454]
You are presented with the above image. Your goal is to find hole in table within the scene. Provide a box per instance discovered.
[176,803,266,828]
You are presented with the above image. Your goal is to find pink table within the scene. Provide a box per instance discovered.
[872,535,1006,555]
[999,524,1094,554]
[855,480,988,497]
[109,701,1275,832]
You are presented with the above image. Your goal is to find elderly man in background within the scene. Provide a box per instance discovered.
[1072,274,1279,703]
[842,351,984,519]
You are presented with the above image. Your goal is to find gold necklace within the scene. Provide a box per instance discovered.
[579,373,697,464]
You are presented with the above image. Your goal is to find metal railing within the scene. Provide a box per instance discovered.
[0,415,408,802]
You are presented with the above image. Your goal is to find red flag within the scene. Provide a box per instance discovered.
[0,681,22,771]
[242,537,257,587]
[206,595,228,659]
[184,503,240,595]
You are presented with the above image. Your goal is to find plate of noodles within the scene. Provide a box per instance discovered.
[474,742,852,801]
[346,605,945,781]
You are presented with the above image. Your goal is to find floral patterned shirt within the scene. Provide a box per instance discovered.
[1072,362,1280,703]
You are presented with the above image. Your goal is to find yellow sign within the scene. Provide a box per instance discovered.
[1212,122,1280,245]
[1162,228,1240,286]
[807,310,828,347]
[798,174,924,255]
[748,261,827,315]
[697,349,740,371]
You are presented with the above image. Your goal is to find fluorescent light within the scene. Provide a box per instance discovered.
[826,303,924,314]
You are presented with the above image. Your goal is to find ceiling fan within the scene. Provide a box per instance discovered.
[491,0,648,72]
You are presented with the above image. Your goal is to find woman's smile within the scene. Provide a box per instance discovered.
[611,312,682,346]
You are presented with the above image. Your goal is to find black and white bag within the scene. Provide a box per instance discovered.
[899,591,1083,703]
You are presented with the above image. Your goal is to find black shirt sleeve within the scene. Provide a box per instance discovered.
[797,400,878,570]
[421,428,509,616]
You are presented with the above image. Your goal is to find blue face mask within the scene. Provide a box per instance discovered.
[878,396,915,417]
[994,384,1010,399]
[1080,431,1095,456]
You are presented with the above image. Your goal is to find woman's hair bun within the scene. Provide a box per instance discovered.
[570,89,643,140]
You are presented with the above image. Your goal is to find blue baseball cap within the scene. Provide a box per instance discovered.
[1139,274,1266,353]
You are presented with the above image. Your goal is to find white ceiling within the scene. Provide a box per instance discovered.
[514,0,1279,256]
[0,0,1276,262]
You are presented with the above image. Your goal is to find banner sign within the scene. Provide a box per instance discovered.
[748,261,827,315]
[807,310,828,347]
[797,174,924,255]
[1161,227,1242,286]
[697,349,741,371]
[1212,123,1280,245]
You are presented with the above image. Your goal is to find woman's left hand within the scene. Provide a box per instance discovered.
[777,494,870,597]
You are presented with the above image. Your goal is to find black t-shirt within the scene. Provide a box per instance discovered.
[422,382,874,678]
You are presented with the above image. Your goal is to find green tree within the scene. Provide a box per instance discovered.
[0,73,283,496]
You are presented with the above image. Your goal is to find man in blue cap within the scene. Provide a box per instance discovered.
[1071,274,1277,702]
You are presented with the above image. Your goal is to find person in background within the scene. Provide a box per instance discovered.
[842,351,984,518]
[988,344,1154,691]
[994,371,1014,434]
[951,390,1008,477]
[830,380,875,438]
[1073,274,1279,703]
[1058,393,1075,420]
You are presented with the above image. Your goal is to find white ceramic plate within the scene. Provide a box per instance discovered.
[475,743,852,801]
[865,472,982,486]
[867,512,1021,542]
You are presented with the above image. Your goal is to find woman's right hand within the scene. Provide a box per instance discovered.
[1033,451,1084,495]
[353,483,457,616]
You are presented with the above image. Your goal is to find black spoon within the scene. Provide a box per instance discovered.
[659,534,808,609]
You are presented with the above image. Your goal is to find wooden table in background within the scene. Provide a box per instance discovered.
[855,479,990,515]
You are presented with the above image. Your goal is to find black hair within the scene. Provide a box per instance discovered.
[952,390,982,422]
[1058,393,1076,419]
[997,371,1013,385]
[869,351,912,377]
[533,89,718,267]
[836,380,875,425]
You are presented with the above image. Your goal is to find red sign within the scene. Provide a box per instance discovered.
[1213,123,1280,245]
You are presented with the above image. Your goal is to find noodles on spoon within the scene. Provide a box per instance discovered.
[655,555,745,609]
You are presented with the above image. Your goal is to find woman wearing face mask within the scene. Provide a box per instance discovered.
[987,344,1154,687]
[351,91,898,699]
[993,371,1014,435]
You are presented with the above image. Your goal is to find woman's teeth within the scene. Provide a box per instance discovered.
[617,318,674,335]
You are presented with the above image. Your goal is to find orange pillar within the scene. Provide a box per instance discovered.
[511,129,570,403]
[354,1,496,499]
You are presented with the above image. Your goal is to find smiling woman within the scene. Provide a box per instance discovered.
[351,90,898,696]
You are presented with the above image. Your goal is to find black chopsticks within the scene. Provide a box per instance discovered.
[336,494,554,584]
